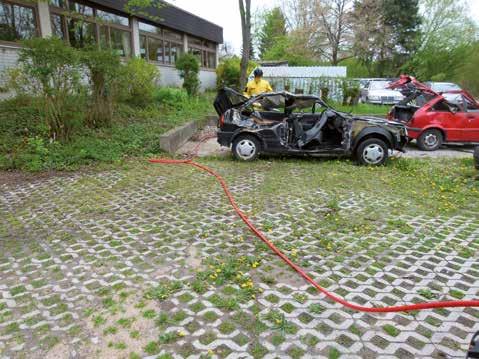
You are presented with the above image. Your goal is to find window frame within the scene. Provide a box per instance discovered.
[49,0,132,56]
[187,36,216,70]
[0,0,40,46]
[139,21,183,66]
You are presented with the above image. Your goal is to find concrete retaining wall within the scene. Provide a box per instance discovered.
[159,115,217,153]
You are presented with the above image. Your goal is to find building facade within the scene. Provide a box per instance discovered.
[0,0,223,90]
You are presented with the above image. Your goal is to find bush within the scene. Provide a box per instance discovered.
[175,53,200,96]
[81,47,122,128]
[120,58,159,107]
[342,82,361,105]
[14,37,83,141]
[154,87,188,107]
[216,56,257,91]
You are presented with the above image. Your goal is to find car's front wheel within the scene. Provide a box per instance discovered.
[356,138,389,166]
[417,129,443,151]
[232,134,261,161]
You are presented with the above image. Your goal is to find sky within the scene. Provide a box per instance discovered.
[172,0,479,54]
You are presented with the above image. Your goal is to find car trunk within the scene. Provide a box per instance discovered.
[214,88,249,117]
[390,104,419,123]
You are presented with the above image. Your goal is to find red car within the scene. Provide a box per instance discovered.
[387,75,479,151]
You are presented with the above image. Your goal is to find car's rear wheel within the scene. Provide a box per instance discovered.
[474,146,479,170]
[356,138,389,166]
[417,129,443,151]
[232,134,260,161]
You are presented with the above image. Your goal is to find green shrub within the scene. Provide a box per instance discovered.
[175,53,200,96]
[216,56,257,91]
[154,87,188,107]
[81,47,122,128]
[15,37,83,141]
[120,58,159,107]
[342,82,361,106]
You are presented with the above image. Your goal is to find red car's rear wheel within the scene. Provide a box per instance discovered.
[417,129,443,151]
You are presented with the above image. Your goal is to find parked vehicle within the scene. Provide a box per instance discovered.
[388,75,479,151]
[363,80,405,105]
[214,88,408,165]
[425,82,463,105]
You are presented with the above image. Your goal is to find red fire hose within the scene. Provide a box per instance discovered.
[149,136,479,313]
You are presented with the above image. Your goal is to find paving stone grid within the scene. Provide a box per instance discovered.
[0,162,478,358]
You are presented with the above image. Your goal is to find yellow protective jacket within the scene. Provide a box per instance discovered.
[244,79,273,97]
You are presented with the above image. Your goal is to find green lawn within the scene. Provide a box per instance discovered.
[0,91,215,172]
[331,102,391,116]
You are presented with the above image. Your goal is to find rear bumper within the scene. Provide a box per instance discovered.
[217,131,234,147]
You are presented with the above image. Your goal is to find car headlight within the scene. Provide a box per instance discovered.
[369,95,380,101]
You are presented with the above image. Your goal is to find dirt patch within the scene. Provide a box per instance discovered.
[0,170,71,187]
[44,342,71,359]
[80,294,159,359]
[187,246,203,270]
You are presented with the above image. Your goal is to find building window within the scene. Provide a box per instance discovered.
[188,36,216,69]
[67,18,95,48]
[96,9,129,27]
[51,13,66,39]
[139,21,183,65]
[110,27,131,57]
[0,1,38,43]
[50,1,132,56]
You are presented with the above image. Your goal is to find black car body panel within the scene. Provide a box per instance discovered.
[215,88,408,158]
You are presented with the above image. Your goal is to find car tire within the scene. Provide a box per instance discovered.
[232,134,261,162]
[417,129,443,151]
[474,146,479,170]
[356,138,389,166]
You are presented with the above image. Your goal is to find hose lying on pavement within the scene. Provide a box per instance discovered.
[150,135,479,313]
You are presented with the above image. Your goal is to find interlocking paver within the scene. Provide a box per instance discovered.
[0,159,478,358]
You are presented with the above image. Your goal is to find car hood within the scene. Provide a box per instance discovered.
[368,89,404,97]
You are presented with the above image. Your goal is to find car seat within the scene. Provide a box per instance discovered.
[297,110,335,148]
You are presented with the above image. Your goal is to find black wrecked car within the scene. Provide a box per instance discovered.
[214,88,408,165]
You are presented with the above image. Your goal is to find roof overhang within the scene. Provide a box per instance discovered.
[88,0,223,44]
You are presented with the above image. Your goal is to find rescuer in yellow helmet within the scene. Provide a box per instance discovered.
[244,68,273,97]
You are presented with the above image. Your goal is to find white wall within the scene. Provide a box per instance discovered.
[157,66,217,91]
[199,70,217,91]
[0,45,20,86]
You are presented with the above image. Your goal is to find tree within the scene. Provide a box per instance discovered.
[352,0,421,76]
[279,0,354,65]
[382,0,421,69]
[219,42,235,60]
[176,53,200,96]
[258,7,287,58]
[404,0,477,81]
[455,42,479,96]
[262,34,319,66]
[239,0,252,89]
[310,0,354,65]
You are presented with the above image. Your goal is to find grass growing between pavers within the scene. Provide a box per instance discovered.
[0,156,478,358]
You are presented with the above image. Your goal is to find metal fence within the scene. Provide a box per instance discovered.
[264,77,360,102]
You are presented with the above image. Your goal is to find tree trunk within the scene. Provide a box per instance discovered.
[239,0,251,90]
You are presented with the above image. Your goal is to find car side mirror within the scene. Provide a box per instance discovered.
[449,106,458,114]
